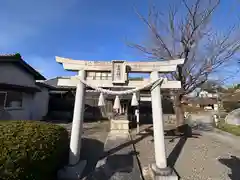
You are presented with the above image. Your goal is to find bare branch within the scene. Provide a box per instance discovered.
[130,0,240,99]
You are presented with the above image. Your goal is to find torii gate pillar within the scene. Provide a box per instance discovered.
[58,70,86,180]
[150,71,176,179]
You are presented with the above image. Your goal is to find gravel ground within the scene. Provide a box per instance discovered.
[59,122,240,180]
[131,125,240,180]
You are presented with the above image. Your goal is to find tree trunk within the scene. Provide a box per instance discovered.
[174,93,185,128]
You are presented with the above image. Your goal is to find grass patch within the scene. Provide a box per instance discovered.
[217,121,240,136]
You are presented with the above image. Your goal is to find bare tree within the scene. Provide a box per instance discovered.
[129,0,240,127]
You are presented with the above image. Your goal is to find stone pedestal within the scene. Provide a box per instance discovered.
[149,164,178,180]
[110,119,129,133]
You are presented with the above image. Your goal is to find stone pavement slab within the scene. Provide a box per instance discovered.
[85,132,143,180]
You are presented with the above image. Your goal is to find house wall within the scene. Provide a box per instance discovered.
[0,63,49,120]
[3,88,49,121]
[32,87,49,120]
[0,63,37,87]
[5,93,33,120]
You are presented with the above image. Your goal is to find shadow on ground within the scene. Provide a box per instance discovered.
[190,123,214,131]
[83,152,137,180]
[79,124,201,179]
[167,130,201,169]
[82,134,141,180]
[78,124,151,180]
[79,138,105,178]
[218,155,240,180]
[135,125,201,178]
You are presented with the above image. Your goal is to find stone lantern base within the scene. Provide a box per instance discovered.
[110,115,129,134]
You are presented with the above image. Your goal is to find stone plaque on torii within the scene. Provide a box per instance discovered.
[56,56,184,180]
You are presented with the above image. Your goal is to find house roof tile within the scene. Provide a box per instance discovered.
[0,53,46,80]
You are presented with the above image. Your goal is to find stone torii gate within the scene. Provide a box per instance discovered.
[56,56,184,180]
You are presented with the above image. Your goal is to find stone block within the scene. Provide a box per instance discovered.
[110,119,129,133]
[148,164,179,180]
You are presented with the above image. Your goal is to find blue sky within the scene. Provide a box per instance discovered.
[0,0,240,85]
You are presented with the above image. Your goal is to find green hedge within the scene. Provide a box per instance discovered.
[0,121,69,180]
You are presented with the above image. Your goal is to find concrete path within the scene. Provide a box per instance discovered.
[84,132,142,180]
[132,125,240,180]
[59,122,142,180]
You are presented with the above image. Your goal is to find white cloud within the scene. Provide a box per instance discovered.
[0,0,78,49]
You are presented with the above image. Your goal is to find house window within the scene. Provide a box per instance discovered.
[101,72,107,80]
[95,72,101,80]
[87,72,112,80]
[107,73,112,80]
[0,91,23,108]
[86,72,95,80]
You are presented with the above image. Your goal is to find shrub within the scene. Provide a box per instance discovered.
[0,121,69,180]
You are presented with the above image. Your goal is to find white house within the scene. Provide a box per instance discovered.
[198,90,218,98]
[0,54,49,120]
